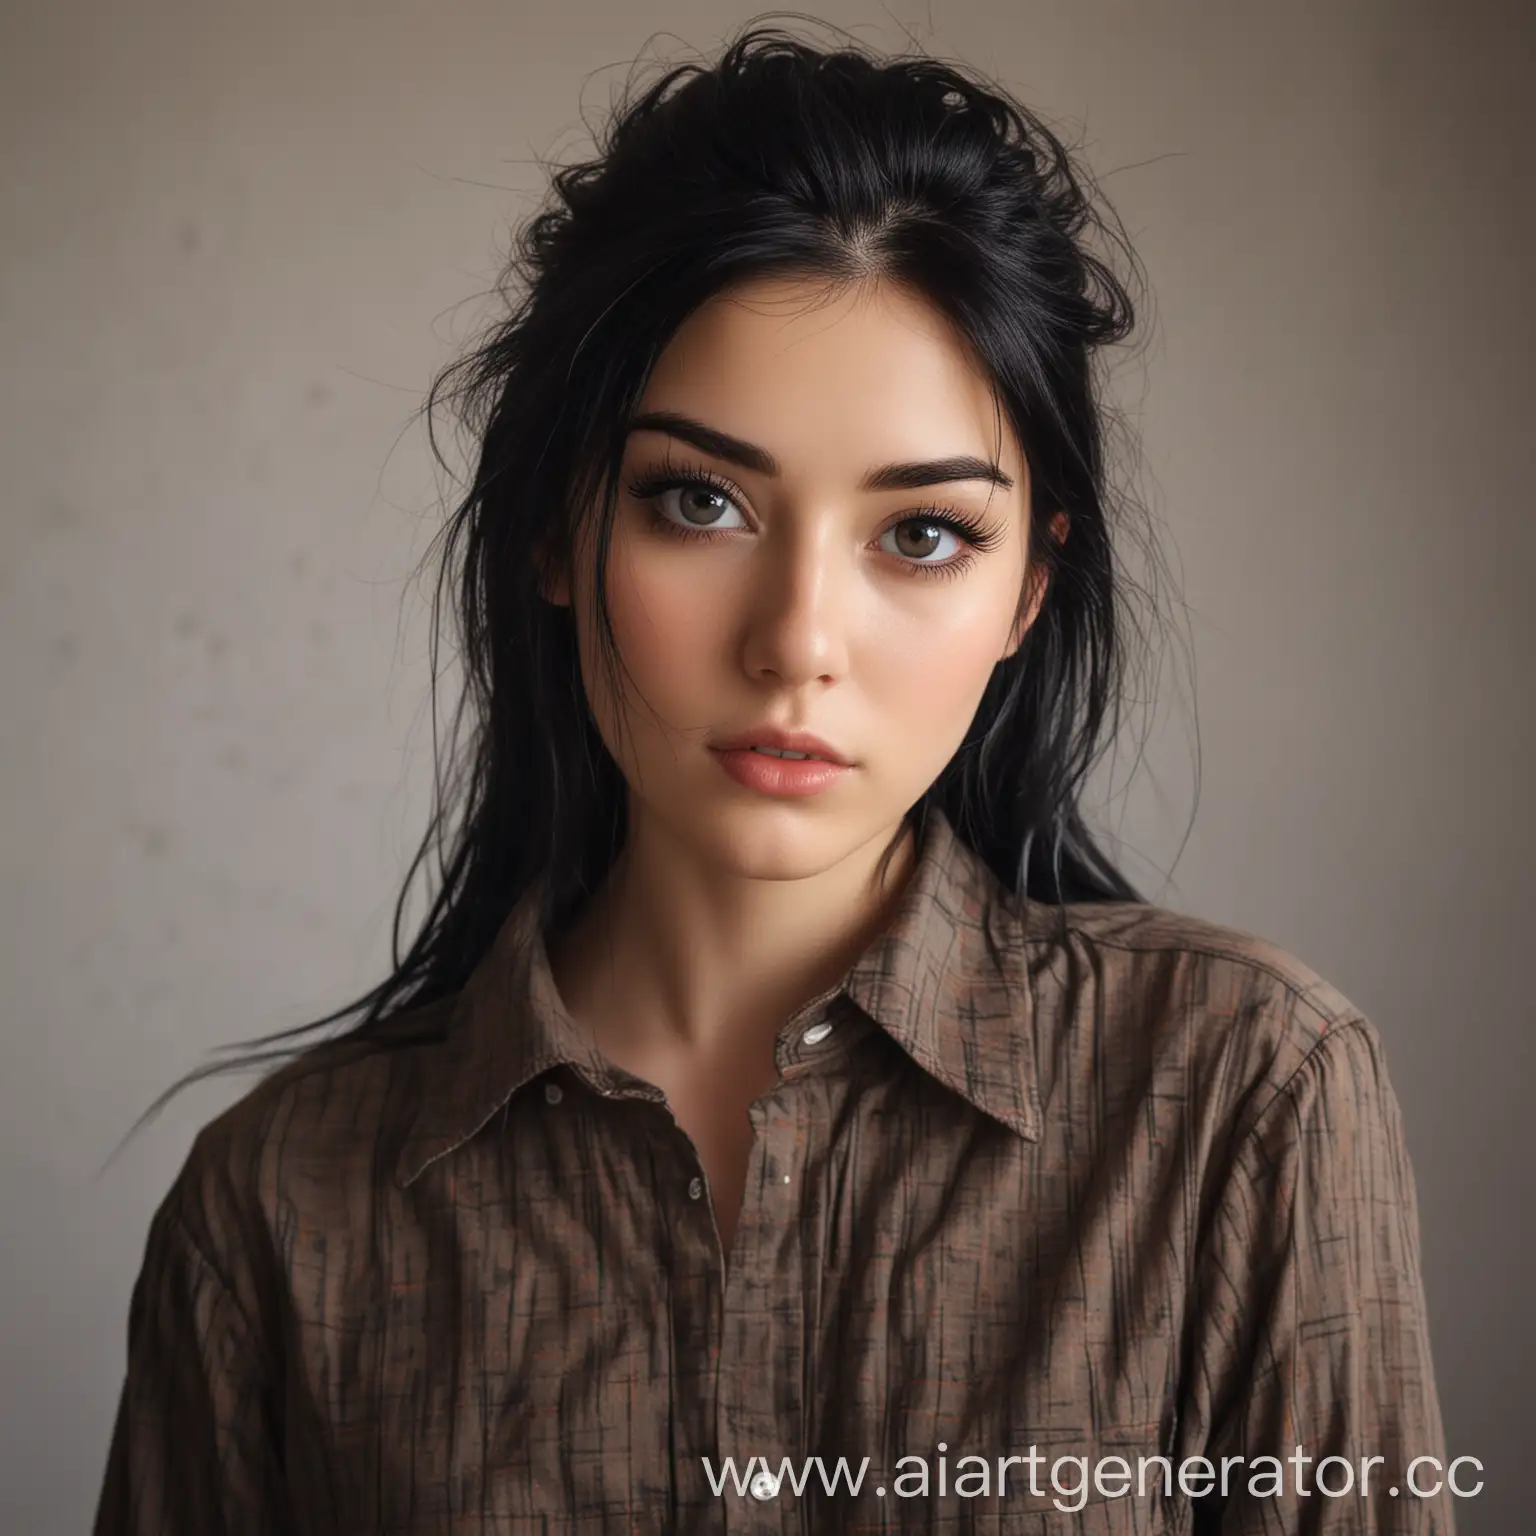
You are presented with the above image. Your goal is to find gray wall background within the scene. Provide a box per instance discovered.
[3,0,1531,1529]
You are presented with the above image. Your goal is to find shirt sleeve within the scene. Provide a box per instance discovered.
[1183,1017,1460,1534]
[93,1160,291,1535]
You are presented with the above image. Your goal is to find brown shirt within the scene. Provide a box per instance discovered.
[95,808,1456,1534]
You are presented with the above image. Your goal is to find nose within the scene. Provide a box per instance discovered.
[738,517,851,688]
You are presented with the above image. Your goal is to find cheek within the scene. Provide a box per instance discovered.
[594,541,728,714]
[861,579,1018,732]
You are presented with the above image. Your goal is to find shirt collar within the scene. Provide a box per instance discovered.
[396,806,1041,1186]
[842,807,1042,1143]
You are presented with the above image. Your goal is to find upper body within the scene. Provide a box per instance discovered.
[95,26,1456,1536]
[95,807,1454,1534]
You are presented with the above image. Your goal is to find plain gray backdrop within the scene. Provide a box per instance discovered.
[2,0,1531,1530]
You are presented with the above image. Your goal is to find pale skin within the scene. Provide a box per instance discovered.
[542,273,1066,1256]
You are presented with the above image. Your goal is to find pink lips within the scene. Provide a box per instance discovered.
[706,723,855,799]
[709,746,854,798]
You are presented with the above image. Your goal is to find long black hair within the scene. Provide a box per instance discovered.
[139,17,1179,1114]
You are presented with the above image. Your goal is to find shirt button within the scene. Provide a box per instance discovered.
[687,1176,704,1201]
[749,1470,779,1500]
[802,1020,834,1046]
[543,1081,563,1105]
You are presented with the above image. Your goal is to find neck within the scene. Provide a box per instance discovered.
[549,809,919,1058]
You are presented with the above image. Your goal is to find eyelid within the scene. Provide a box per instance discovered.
[624,459,755,523]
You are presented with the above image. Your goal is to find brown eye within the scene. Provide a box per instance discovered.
[675,487,731,525]
[654,483,747,530]
[883,519,958,563]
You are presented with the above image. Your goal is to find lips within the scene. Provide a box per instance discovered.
[709,742,853,798]
[709,727,851,766]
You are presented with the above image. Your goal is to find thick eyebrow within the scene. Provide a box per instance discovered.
[626,409,1015,493]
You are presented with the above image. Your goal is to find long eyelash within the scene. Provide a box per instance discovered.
[621,457,1007,576]
[908,506,1006,553]
[624,459,742,507]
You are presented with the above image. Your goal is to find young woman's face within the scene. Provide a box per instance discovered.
[556,273,1054,880]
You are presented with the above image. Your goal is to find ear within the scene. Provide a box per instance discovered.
[1001,509,1068,661]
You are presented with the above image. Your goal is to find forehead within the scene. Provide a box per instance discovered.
[636,274,1024,485]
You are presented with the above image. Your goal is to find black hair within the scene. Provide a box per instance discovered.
[134,16,1181,1118]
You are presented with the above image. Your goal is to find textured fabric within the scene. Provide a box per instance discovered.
[95,808,1455,1534]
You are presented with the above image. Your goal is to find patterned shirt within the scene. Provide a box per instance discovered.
[95,807,1455,1533]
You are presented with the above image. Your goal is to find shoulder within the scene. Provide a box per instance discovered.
[1034,898,1364,1032]
[161,996,459,1264]
[1017,897,1390,1146]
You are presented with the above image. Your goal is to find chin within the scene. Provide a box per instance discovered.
[668,795,871,883]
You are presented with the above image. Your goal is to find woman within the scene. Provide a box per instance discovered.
[95,24,1455,1535]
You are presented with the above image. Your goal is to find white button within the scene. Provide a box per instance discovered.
[543,1081,563,1105]
[802,1021,834,1046]
[749,1470,780,1500]
[687,1176,704,1201]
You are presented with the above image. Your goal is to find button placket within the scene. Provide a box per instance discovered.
[658,1129,725,1533]
[713,1095,807,1533]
